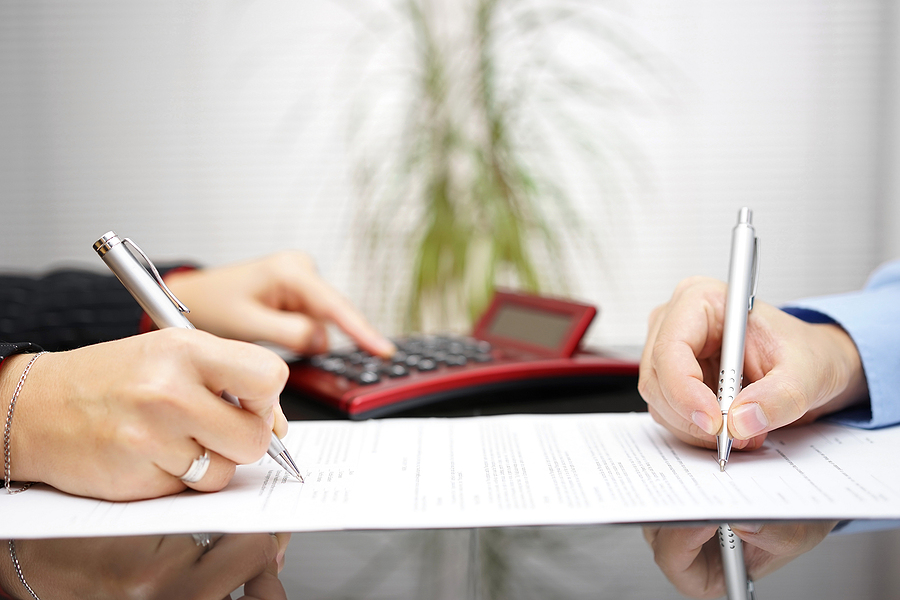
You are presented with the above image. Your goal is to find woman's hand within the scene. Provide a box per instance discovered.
[164,251,394,358]
[643,521,837,598]
[0,533,291,600]
[0,329,288,501]
[638,277,868,451]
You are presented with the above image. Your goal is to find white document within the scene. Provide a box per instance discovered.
[2,413,899,539]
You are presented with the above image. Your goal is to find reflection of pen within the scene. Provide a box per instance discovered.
[93,231,303,482]
[717,207,759,472]
[719,524,755,600]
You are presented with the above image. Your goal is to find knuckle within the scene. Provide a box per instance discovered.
[637,375,654,403]
[151,327,199,357]
[115,420,155,451]
[246,422,272,462]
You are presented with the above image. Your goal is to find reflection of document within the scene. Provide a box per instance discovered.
[3,413,899,539]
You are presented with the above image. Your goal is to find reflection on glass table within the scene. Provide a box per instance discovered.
[0,533,290,600]
[3,522,899,599]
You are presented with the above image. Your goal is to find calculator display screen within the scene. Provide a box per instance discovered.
[486,304,573,350]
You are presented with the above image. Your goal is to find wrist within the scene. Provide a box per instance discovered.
[1,353,52,487]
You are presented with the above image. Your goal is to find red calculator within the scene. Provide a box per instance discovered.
[286,290,639,419]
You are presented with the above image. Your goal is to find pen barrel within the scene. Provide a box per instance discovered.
[717,217,757,413]
[93,232,194,330]
[718,524,751,600]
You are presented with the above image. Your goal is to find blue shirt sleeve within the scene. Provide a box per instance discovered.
[781,260,900,429]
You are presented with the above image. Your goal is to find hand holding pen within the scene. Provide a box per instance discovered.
[638,219,867,451]
[644,521,838,599]
[1,327,290,500]
[94,233,303,481]
[0,236,393,500]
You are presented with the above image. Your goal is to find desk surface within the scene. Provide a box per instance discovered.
[3,383,899,599]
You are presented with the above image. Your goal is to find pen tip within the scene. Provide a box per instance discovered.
[719,459,727,472]
[283,462,303,482]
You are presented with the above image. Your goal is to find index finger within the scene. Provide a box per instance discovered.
[648,283,727,438]
[646,524,722,599]
[186,332,289,418]
[277,259,395,358]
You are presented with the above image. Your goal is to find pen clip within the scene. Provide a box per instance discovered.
[748,237,760,311]
[122,238,191,314]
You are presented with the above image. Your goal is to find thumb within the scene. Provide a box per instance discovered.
[239,559,287,600]
[728,370,814,440]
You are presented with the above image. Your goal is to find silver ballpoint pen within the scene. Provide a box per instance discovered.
[93,231,303,482]
[716,208,759,600]
[717,207,759,472]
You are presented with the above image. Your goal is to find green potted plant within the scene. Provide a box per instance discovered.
[350,0,663,334]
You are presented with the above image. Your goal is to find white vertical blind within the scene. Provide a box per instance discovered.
[0,0,892,345]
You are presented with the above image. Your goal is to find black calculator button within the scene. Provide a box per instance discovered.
[321,357,348,374]
[416,358,438,371]
[355,370,381,385]
[363,357,383,371]
[445,354,467,367]
[405,354,422,367]
[347,351,367,365]
[386,364,409,377]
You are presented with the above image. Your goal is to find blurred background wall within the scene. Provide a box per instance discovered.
[1,0,897,348]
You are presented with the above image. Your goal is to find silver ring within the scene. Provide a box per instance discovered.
[179,450,210,483]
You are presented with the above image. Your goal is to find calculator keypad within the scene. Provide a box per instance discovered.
[308,335,494,386]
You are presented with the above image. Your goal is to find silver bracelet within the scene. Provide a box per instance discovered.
[3,352,46,495]
[8,540,41,600]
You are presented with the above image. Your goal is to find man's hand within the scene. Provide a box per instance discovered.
[638,277,867,451]
[643,522,837,598]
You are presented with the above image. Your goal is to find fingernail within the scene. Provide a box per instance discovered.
[691,411,717,436]
[731,403,768,438]
[732,523,763,535]
[266,410,276,430]
[375,338,396,358]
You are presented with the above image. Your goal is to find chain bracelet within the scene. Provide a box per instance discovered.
[8,540,41,600]
[3,352,46,494]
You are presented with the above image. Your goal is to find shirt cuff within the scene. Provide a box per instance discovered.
[782,282,900,430]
